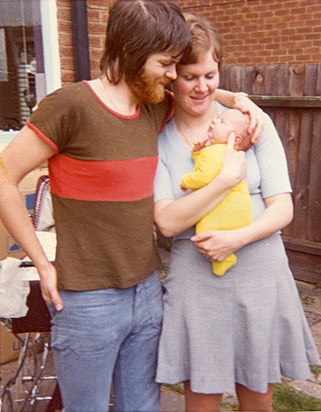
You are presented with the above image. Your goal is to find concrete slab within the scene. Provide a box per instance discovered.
[160,386,185,412]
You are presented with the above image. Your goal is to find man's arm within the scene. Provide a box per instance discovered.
[0,126,63,310]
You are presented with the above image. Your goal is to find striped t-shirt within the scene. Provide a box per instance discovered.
[27,81,173,290]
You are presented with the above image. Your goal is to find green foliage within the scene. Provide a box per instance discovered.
[163,383,184,394]
[310,365,321,379]
[272,381,321,411]
[164,380,321,411]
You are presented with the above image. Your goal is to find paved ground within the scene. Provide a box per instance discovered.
[161,386,185,411]
[288,280,321,400]
[1,280,320,411]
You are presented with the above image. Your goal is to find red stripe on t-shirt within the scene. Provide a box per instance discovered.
[49,154,158,201]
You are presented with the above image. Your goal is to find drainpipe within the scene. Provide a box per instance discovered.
[71,0,91,81]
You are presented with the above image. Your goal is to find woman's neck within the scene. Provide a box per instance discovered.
[174,103,217,148]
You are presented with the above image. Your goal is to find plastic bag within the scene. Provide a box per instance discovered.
[0,257,30,318]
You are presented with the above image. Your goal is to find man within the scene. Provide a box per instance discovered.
[0,2,190,411]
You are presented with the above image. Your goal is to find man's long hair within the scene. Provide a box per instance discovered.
[100,0,191,84]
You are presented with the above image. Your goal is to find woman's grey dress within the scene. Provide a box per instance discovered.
[154,104,320,394]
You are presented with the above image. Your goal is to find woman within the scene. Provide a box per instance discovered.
[154,13,320,412]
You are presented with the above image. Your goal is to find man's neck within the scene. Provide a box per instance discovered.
[92,76,140,116]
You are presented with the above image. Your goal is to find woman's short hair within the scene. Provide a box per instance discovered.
[180,12,223,69]
[100,0,191,84]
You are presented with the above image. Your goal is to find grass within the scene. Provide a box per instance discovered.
[164,380,321,411]
[163,383,184,394]
[272,380,321,411]
[310,365,321,379]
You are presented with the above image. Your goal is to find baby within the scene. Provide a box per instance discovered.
[181,108,254,276]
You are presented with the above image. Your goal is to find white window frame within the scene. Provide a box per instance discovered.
[40,0,61,95]
[0,0,61,139]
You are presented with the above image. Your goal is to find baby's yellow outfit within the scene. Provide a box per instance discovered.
[181,144,252,276]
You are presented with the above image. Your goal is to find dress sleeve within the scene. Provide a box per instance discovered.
[154,155,174,202]
[254,113,292,199]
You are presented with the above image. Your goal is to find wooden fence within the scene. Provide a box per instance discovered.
[220,64,321,284]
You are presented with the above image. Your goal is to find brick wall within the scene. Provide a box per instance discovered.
[55,0,321,83]
[56,0,73,83]
[177,0,321,66]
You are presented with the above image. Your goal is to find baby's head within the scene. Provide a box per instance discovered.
[208,109,253,151]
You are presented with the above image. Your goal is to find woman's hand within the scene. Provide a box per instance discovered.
[192,194,294,262]
[191,229,245,262]
[233,93,263,143]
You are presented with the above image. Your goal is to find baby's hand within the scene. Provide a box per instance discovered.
[180,184,188,192]
[193,139,208,152]
[208,121,215,139]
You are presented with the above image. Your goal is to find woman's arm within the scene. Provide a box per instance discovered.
[240,192,293,243]
[155,134,247,237]
[192,193,293,262]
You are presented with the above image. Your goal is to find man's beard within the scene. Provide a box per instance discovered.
[127,71,169,104]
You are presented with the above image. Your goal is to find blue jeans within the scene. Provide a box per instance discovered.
[48,271,163,412]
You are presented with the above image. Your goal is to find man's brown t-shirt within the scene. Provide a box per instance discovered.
[27,81,173,291]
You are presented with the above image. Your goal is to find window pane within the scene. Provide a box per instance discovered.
[0,0,44,131]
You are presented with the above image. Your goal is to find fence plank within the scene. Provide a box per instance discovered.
[305,64,318,95]
[317,64,321,95]
[293,110,311,239]
[289,64,305,96]
[251,96,321,108]
[307,111,321,243]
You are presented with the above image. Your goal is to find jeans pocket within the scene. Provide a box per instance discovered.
[50,303,115,356]
[51,326,70,352]
[145,275,164,328]
[69,304,119,356]
[49,307,71,352]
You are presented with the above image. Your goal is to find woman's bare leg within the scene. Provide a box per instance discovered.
[236,383,273,412]
[184,381,223,412]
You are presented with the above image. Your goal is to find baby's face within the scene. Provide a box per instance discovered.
[208,109,248,144]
